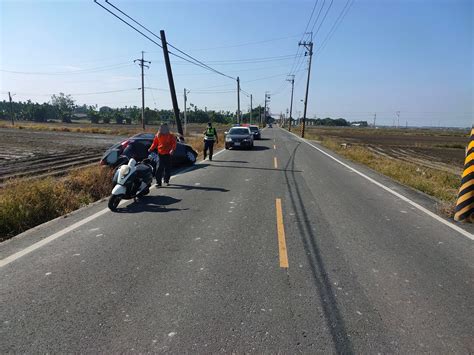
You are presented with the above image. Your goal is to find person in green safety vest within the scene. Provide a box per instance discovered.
[203,122,218,161]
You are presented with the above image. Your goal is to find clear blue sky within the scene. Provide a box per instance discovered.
[1,0,472,127]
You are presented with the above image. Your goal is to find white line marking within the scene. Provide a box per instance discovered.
[282,128,474,241]
[0,209,109,268]
[0,147,229,268]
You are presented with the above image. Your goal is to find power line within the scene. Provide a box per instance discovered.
[240,89,251,97]
[302,0,320,36]
[316,0,354,56]
[93,1,220,76]
[99,0,236,81]
[187,34,301,51]
[0,63,133,76]
[195,54,302,64]
[310,0,326,34]
[311,0,335,37]
[93,0,163,48]
[287,0,320,77]
[145,77,158,109]
[7,88,140,97]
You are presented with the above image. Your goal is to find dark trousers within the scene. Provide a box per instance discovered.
[156,154,171,184]
[204,140,215,159]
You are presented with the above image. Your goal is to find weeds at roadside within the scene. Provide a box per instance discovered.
[302,133,460,217]
[0,166,114,241]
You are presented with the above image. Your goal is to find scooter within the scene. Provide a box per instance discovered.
[107,153,158,211]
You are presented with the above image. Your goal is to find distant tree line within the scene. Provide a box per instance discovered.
[288,117,368,127]
[0,93,239,125]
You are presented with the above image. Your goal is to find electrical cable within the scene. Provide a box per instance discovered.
[187,35,301,51]
[315,0,354,56]
[311,0,334,38]
[0,63,133,76]
[101,0,236,80]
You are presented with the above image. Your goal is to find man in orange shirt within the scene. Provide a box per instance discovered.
[148,123,177,186]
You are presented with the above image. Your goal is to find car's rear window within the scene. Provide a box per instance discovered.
[229,128,249,135]
[249,127,259,132]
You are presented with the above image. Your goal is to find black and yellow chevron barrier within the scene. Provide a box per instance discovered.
[454,127,474,222]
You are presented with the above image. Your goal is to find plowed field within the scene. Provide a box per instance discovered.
[0,128,126,185]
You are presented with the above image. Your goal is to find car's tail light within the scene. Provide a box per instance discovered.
[121,140,130,149]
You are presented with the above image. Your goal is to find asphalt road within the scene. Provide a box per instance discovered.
[1,128,473,353]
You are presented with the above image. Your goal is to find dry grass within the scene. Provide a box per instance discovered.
[301,132,460,216]
[184,133,226,157]
[0,121,147,136]
[0,166,114,241]
[0,122,233,241]
[0,121,232,138]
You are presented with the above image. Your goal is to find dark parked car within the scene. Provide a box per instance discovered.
[248,125,261,139]
[224,127,254,150]
[100,133,198,168]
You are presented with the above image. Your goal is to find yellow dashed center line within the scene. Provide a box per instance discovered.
[273,144,276,150]
[275,198,289,268]
[274,157,278,169]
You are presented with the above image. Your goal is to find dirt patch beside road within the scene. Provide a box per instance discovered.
[0,128,126,185]
[304,127,468,174]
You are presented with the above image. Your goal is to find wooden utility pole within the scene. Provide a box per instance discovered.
[299,37,313,138]
[160,30,183,136]
[264,92,270,128]
[237,77,241,124]
[286,75,295,132]
[134,51,150,130]
[8,92,14,126]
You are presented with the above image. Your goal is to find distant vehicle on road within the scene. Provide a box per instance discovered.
[268,123,272,128]
[100,133,198,168]
[224,127,254,150]
[248,125,261,140]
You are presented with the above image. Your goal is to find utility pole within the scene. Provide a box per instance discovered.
[184,88,190,136]
[259,105,262,126]
[8,92,14,126]
[264,92,270,128]
[250,94,253,124]
[396,111,400,129]
[299,35,313,138]
[286,74,295,132]
[134,51,151,130]
[236,76,241,124]
[160,30,183,136]
[373,113,377,128]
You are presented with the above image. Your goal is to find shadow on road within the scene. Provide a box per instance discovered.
[210,160,248,164]
[173,163,210,175]
[251,145,270,151]
[284,142,353,354]
[226,146,270,152]
[209,164,302,173]
[165,184,229,192]
[118,195,187,213]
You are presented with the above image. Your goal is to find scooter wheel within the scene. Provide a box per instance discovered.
[108,195,121,211]
[137,187,150,198]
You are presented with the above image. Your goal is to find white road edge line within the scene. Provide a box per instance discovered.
[282,128,474,241]
[0,147,228,268]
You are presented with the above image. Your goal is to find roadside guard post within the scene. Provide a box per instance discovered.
[454,127,474,222]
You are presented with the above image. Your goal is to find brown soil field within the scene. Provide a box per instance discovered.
[304,127,469,175]
[0,122,228,186]
[0,127,127,185]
